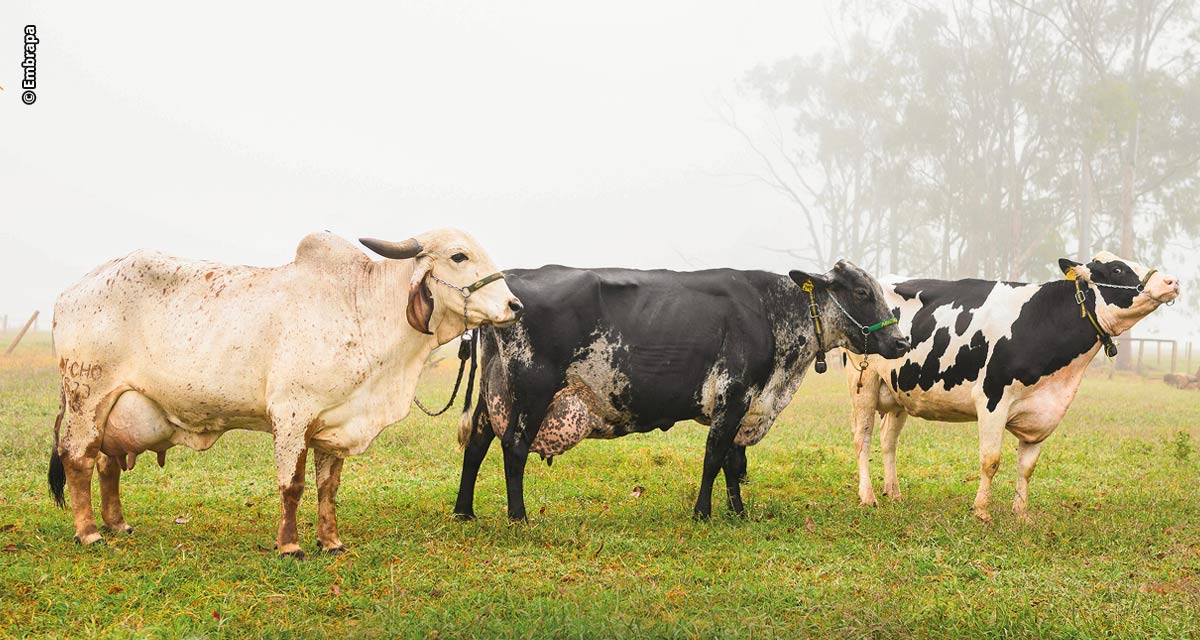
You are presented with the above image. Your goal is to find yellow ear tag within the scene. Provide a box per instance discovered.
[801,279,814,293]
[1065,268,1078,281]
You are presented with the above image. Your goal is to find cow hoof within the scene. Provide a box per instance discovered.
[453,511,477,522]
[280,549,307,561]
[859,498,879,508]
[318,544,346,555]
[692,510,712,522]
[507,515,529,524]
[74,533,105,546]
[102,524,134,535]
[972,508,993,524]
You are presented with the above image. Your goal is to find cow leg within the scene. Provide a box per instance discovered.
[501,436,530,521]
[880,411,908,500]
[272,426,309,559]
[454,405,495,520]
[62,445,103,545]
[500,398,550,522]
[972,412,1006,523]
[55,403,105,546]
[848,369,881,507]
[1012,439,1044,520]
[314,450,345,553]
[97,453,133,534]
[722,445,748,516]
[694,382,748,520]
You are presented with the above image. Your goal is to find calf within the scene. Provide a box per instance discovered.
[453,261,909,521]
[843,252,1179,521]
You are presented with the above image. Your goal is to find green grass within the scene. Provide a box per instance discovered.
[2,334,1200,638]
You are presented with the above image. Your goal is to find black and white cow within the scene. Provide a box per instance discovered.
[843,252,1179,521]
[452,261,910,521]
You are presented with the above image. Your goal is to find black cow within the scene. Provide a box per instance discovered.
[843,251,1179,521]
[452,260,910,521]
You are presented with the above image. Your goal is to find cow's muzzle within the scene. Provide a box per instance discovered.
[491,297,524,328]
[883,337,911,359]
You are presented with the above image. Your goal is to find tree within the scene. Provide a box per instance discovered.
[736,0,1200,296]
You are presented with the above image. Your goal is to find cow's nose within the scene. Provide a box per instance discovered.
[508,298,524,318]
[1162,277,1177,287]
[895,338,911,354]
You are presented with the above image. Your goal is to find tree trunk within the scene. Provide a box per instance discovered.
[1116,0,1148,370]
[888,205,899,274]
[1078,147,1093,262]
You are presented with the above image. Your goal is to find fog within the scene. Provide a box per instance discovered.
[2,1,1197,344]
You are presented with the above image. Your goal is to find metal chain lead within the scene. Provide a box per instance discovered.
[825,290,878,336]
[1085,268,1173,305]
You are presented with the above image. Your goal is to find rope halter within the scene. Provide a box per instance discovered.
[411,269,506,417]
[1065,268,1119,359]
[801,279,898,374]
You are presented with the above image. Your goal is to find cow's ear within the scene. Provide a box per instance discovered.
[1058,258,1090,281]
[790,270,831,289]
[407,260,435,335]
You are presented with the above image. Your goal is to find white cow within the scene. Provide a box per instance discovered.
[49,229,522,557]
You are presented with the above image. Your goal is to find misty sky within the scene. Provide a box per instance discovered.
[1,1,1191,342]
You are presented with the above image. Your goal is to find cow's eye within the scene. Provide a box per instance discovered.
[1113,267,1123,275]
[451,253,468,264]
[855,288,869,299]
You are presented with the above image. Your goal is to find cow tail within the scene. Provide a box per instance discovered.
[48,387,67,509]
[457,334,479,450]
[457,410,473,450]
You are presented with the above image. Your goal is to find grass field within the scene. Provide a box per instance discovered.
[2,333,1200,638]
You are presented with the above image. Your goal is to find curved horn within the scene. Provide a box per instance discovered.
[360,237,423,260]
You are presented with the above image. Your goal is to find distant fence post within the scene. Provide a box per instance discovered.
[4,311,39,356]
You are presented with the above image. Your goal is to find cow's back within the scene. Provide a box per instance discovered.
[873,276,1100,421]
[53,237,365,428]
[486,266,779,434]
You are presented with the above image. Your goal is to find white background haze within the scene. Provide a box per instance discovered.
[0,1,1191,342]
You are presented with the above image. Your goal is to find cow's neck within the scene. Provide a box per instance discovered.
[1026,280,1125,381]
[354,258,441,386]
[768,277,844,376]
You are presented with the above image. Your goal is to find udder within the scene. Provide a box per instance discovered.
[531,381,613,460]
[101,391,226,464]
[101,391,175,463]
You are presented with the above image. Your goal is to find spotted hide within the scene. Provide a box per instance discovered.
[47,229,522,556]
[452,261,910,521]
[843,252,1180,521]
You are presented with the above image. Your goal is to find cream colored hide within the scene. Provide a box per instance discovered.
[843,251,1179,522]
[51,229,520,556]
